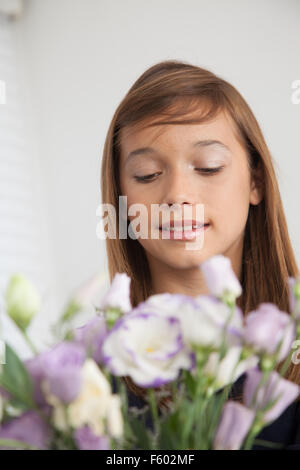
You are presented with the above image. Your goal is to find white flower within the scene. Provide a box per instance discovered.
[106,395,123,439]
[102,312,194,387]
[41,380,69,432]
[202,345,259,391]
[139,293,243,349]
[74,273,107,308]
[200,255,242,300]
[67,359,123,438]
[99,273,132,313]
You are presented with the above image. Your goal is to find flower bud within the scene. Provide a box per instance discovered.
[200,255,242,303]
[5,274,40,331]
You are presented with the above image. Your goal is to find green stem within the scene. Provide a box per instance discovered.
[172,380,177,402]
[251,438,284,449]
[147,388,159,449]
[22,329,38,355]
[194,394,210,449]
[0,438,39,450]
[243,429,257,450]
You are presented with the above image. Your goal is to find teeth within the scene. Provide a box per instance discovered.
[161,224,204,231]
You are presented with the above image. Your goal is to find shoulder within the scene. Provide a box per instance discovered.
[252,398,300,450]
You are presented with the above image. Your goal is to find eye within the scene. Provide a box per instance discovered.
[134,172,161,183]
[133,166,224,183]
[195,166,224,175]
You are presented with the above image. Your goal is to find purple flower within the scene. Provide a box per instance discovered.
[200,255,242,299]
[98,273,132,313]
[40,342,86,403]
[74,426,110,450]
[244,368,300,423]
[213,401,255,450]
[25,352,49,406]
[0,411,51,449]
[43,342,85,403]
[73,316,107,364]
[243,303,296,363]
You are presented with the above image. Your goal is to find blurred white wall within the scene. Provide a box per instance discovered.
[1,0,299,350]
[0,12,58,357]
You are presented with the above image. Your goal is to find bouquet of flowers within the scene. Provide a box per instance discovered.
[1,255,300,450]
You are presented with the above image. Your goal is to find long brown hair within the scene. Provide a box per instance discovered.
[100,60,300,405]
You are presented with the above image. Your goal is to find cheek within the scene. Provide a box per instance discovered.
[121,177,149,205]
[125,193,153,232]
[120,181,142,218]
[120,181,155,227]
[208,171,251,233]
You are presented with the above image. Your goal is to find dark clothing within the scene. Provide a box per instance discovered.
[112,373,300,450]
[227,373,300,450]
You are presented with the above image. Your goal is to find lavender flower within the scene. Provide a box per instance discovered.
[26,341,85,404]
[25,352,49,406]
[0,411,51,449]
[200,255,242,301]
[244,368,300,423]
[74,425,110,450]
[243,303,296,363]
[73,316,107,363]
[213,401,255,450]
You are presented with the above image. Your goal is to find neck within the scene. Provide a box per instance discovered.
[147,239,244,299]
[149,261,211,298]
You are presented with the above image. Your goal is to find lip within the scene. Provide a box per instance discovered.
[158,221,210,241]
[159,219,208,230]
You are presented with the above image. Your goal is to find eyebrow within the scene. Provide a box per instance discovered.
[125,139,231,164]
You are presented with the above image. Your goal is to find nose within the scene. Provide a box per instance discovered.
[163,168,197,208]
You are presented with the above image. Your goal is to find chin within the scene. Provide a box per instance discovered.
[142,240,216,269]
[163,253,210,270]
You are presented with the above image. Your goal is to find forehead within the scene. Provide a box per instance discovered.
[119,109,245,161]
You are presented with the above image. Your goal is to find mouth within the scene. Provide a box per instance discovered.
[158,220,210,241]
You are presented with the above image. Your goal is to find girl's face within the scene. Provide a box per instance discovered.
[119,109,262,274]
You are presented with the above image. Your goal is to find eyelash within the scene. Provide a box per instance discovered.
[134,166,224,183]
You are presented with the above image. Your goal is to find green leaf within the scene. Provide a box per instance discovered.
[128,414,152,449]
[184,371,197,398]
[0,342,35,409]
[0,438,39,450]
[159,410,182,449]
[252,438,284,449]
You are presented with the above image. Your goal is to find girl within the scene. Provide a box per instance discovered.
[100,60,300,449]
